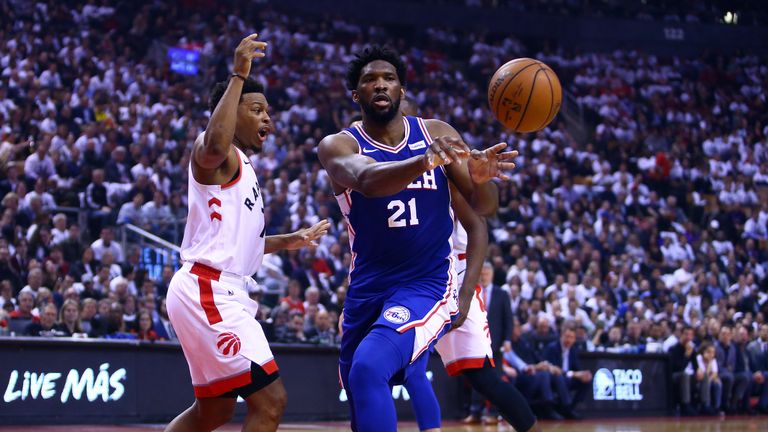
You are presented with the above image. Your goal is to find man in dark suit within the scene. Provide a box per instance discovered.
[104,146,131,183]
[465,262,514,424]
[733,325,758,414]
[716,325,747,413]
[746,323,768,413]
[505,318,564,420]
[544,322,592,418]
[669,325,697,415]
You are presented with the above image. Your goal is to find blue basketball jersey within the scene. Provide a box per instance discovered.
[335,116,454,301]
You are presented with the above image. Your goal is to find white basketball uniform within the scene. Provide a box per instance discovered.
[167,145,276,398]
[434,219,495,376]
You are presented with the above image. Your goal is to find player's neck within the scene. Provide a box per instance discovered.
[361,114,405,148]
[232,136,246,154]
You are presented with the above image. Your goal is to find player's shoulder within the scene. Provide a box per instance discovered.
[422,118,459,137]
[318,130,359,156]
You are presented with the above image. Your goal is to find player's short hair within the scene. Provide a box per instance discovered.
[208,77,265,112]
[345,45,407,90]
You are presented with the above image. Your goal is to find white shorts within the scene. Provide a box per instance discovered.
[166,262,276,398]
[434,256,495,376]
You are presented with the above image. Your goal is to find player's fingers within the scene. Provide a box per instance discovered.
[486,142,508,154]
[443,146,463,165]
[446,137,470,151]
[496,173,511,181]
[496,150,518,160]
[431,143,453,164]
[247,33,259,40]
[310,220,330,232]
[497,162,516,171]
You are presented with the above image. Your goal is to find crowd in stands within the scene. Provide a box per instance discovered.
[426,0,768,26]
[1,0,768,418]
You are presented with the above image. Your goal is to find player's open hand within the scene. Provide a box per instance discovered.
[424,136,470,170]
[467,143,518,183]
[233,33,268,77]
[285,220,331,250]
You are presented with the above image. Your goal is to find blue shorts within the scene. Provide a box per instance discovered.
[340,278,459,374]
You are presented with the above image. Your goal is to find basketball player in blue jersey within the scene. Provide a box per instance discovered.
[398,97,540,432]
[318,45,517,432]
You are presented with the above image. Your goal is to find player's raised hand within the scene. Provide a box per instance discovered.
[233,33,268,77]
[284,219,331,250]
[423,136,470,170]
[467,142,517,183]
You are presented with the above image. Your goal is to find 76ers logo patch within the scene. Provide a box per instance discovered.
[216,332,241,356]
[383,306,411,324]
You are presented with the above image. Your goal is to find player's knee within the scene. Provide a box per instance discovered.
[194,400,235,429]
[247,379,287,423]
[349,355,382,388]
[464,363,497,392]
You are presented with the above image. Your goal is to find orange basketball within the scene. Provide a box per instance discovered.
[487,58,562,133]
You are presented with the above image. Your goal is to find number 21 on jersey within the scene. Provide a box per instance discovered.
[387,198,419,228]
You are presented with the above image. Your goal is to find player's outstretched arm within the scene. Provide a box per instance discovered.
[450,182,488,330]
[264,220,330,254]
[425,119,517,217]
[194,34,267,172]
[318,132,462,197]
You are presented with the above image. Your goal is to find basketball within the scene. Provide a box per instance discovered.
[487,58,562,133]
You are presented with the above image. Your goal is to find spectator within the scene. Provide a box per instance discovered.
[24,140,56,183]
[90,227,124,262]
[58,224,84,264]
[716,325,743,413]
[696,342,723,415]
[55,299,82,337]
[747,324,768,413]
[305,310,337,346]
[303,286,326,313]
[466,262,513,424]
[84,169,112,234]
[544,323,593,418]
[136,309,163,342]
[140,191,173,238]
[280,279,305,313]
[21,268,46,297]
[24,303,58,337]
[116,193,147,227]
[504,318,564,420]
[275,310,307,344]
[79,298,98,334]
[670,326,698,415]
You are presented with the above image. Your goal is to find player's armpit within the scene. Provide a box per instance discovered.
[191,133,239,186]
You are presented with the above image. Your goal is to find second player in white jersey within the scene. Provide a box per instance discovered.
[434,204,495,375]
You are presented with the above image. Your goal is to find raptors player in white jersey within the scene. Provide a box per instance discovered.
[165,34,329,432]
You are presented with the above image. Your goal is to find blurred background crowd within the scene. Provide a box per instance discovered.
[1,0,768,419]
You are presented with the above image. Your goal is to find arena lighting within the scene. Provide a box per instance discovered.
[724,11,739,24]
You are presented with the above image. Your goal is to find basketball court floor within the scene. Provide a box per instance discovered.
[1,418,767,432]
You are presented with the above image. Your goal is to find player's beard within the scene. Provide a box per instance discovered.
[362,97,401,124]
